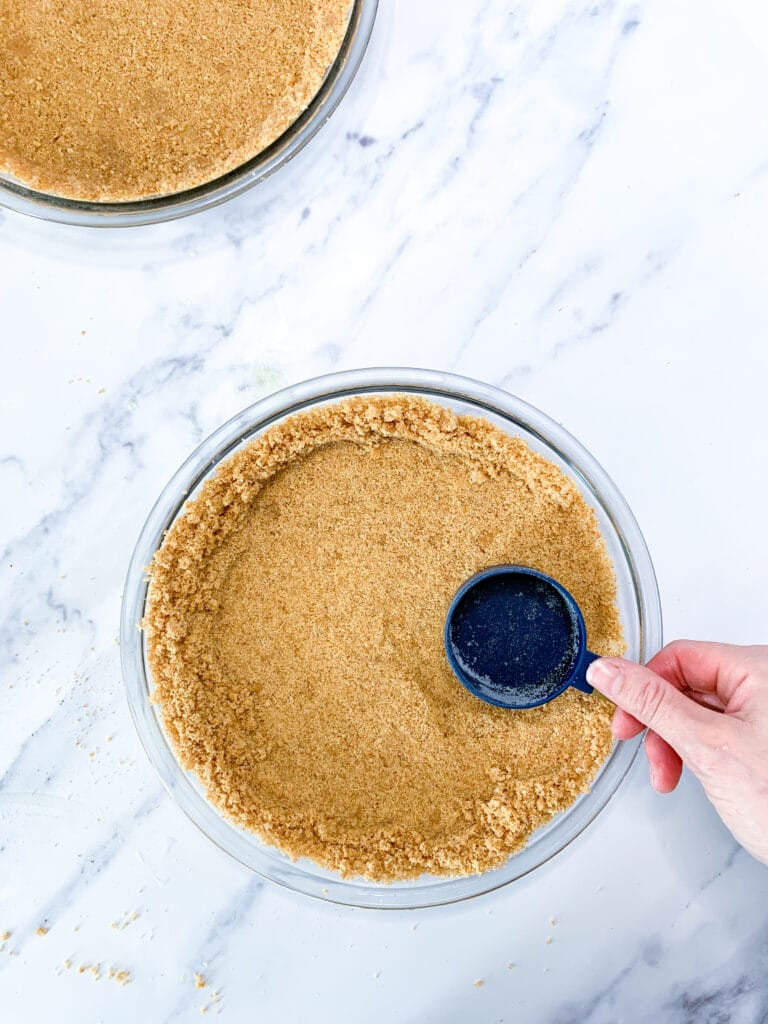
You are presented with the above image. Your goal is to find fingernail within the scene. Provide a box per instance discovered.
[586,658,622,696]
[649,765,659,790]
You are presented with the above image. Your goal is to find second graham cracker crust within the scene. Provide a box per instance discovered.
[0,0,352,201]
[144,396,624,881]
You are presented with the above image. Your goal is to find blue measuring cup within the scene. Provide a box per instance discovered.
[444,565,599,709]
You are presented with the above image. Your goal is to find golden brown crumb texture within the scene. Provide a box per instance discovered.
[144,395,624,881]
[0,0,352,200]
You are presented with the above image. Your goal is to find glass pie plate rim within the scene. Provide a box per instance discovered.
[0,0,377,228]
[120,367,663,909]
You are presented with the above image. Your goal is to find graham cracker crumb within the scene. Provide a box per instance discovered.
[111,911,140,931]
[1,932,10,942]
[35,927,49,937]
[195,973,206,989]
[145,395,623,882]
[474,979,484,988]
[0,0,353,200]
[76,963,102,980]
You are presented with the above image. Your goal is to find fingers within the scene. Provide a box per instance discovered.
[613,693,724,736]
[611,707,644,739]
[587,657,713,759]
[610,710,683,792]
[647,640,753,703]
[644,730,683,793]
[610,694,723,748]
[611,707,683,791]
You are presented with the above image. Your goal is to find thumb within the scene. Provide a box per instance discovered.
[586,657,710,760]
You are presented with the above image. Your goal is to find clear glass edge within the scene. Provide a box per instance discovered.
[120,367,663,910]
[0,0,377,228]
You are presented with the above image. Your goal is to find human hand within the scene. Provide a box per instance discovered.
[586,641,768,865]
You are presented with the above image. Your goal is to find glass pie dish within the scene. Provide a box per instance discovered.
[121,367,662,908]
[0,0,377,228]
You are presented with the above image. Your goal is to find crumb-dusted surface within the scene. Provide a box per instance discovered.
[144,396,624,881]
[0,0,352,201]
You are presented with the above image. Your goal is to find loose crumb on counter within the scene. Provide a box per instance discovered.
[107,966,132,986]
[201,988,222,1015]
[145,395,623,882]
[111,911,140,931]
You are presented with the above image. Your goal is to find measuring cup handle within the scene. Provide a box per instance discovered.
[569,650,600,694]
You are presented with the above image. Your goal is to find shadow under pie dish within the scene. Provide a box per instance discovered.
[122,368,662,908]
[0,0,376,225]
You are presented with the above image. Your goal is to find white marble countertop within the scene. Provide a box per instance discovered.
[2,0,768,1021]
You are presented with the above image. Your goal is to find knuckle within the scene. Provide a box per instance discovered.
[664,639,690,657]
[632,675,671,728]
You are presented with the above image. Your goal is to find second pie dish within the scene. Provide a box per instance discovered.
[0,0,376,225]
[122,368,662,908]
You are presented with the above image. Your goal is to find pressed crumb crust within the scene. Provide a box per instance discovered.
[0,0,352,201]
[144,396,625,881]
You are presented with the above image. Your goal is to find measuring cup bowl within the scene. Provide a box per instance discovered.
[444,565,599,710]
